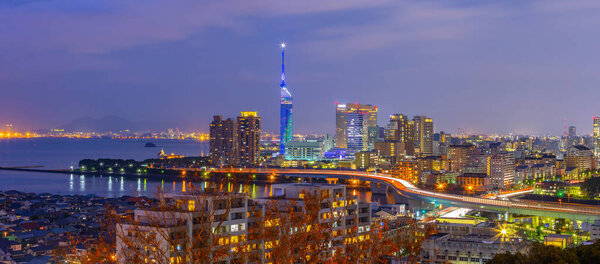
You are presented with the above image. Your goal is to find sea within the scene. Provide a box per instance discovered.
[0,138,381,203]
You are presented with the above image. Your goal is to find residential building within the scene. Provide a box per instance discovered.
[391,160,419,184]
[565,145,596,172]
[254,183,372,261]
[116,192,249,264]
[413,116,434,157]
[488,152,515,189]
[448,144,475,172]
[237,112,261,166]
[209,116,236,166]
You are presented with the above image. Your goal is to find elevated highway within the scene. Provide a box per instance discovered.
[207,168,600,222]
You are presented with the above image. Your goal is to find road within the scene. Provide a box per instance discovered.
[201,167,600,221]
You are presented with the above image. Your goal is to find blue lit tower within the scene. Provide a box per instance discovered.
[280,42,293,156]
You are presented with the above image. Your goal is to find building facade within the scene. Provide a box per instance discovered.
[565,145,596,172]
[594,116,600,157]
[335,103,377,152]
[448,144,475,172]
[413,116,434,157]
[237,112,261,166]
[488,152,515,189]
[386,114,415,157]
[355,150,379,170]
[116,193,249,264]
[284,140,323,161]
[209,115,236,166]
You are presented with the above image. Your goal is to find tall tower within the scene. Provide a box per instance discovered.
[280,42,293,156]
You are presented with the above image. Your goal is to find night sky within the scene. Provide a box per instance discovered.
[2,0,600,135]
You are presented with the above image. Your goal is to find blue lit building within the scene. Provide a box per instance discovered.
[280,43,293,156]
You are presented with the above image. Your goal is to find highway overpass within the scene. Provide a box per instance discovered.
[205,168,600,222]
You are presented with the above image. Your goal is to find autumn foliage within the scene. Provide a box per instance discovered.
[60,184,434,264]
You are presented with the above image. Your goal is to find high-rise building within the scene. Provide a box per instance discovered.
[237,112,261,166]
[335,103,377,152]
[448,144,475,172]
[487,152,515,189]
[594,117,600,157]
[413,116,434,157]
[279,43,293,156]
[386,114,415,157]
[209,116,237,166]
[565,145,596,172]
[568,126,576,138]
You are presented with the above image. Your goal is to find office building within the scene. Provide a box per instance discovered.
[355,150,379,170]
[285,140,323,161]
[568,126,576,138]
[386,114,415,156]
[413,116,434,157]
[335,103,377,152]
[279,43,293,156]
[488,152,515,189]
[595,117,600,157]
[237,112,261,166]
[209,116,236,166]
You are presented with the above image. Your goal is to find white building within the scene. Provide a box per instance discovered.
[488,152,515,189]
[285,140,324,161]
[115,192,248,264]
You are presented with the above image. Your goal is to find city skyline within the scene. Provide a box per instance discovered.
[3,1,600,135]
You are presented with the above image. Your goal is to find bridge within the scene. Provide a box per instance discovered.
[204,168,600,222]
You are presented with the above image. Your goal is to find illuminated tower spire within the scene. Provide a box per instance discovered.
[280,42,293,156]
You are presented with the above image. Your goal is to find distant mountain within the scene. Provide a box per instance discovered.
[57,116,174,133]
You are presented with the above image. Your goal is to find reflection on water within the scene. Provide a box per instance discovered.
[0,170,430,209]
[79,175,85,192]
[69,174,74,191]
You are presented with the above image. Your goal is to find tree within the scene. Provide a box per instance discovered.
[62,184,433,263]
[581,176,600,199]
[487,251,527,264]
